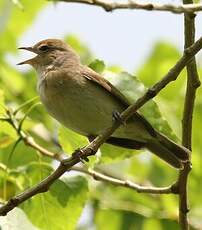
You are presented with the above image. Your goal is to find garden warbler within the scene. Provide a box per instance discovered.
[18,39,190,169]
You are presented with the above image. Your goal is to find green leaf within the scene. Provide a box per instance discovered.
[108,65,123,73]
[22,176,88,230]
[95,209,122,230]
[89,59,105,74]
[24,162,53,185]
[137,41,188,138]
[100,143,138,164]
[137,42,180,88]
[58,126,88,155]
[0,141,38,168]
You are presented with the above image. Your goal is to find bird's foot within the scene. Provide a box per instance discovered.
[112,110,125,125]
[72,148,89,163]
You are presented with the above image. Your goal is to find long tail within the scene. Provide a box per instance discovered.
[146,132,190,169]
[103,132,190,169]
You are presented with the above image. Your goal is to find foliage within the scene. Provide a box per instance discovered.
[0,1,201,229]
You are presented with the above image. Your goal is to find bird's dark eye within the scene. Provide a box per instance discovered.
[39,45,49,52]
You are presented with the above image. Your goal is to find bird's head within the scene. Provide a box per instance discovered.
[18,39,80,69]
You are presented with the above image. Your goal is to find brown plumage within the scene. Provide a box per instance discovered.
[18,39,190,169]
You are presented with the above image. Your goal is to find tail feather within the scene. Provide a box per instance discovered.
[155,132,190,161]
[146,139,184,169]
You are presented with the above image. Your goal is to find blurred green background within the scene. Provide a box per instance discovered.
[0,1,202,229]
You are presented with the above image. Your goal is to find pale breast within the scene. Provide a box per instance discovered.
[38,69,123,136]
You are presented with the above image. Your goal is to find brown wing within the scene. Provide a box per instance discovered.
[81,66,156,137]
[82,67,130,107]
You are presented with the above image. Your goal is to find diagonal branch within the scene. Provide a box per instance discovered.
[0,35,202,216]
[57,0,202,14]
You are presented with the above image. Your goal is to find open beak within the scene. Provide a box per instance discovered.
[18,46,35,52]
[17,46,37,65]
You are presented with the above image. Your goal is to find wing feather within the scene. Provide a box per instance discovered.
[81,66,156,137]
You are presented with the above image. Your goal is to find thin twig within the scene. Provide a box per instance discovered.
[4,110,63,162]
[177,0,201,229]
[57,0,202,14]
[2,110,62,161]
[72,166,175,194]
[0,35,201,216]
[24,136,63,161]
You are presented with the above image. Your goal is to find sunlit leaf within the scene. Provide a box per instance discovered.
[89,59,105,74]
[22,175,88,230]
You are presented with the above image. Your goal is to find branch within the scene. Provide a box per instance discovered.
[24,136,63,161]
[57,0,202,14]
[0,35,202,216]
[178,0,201,229]
[72,166,176,194]
[182,5,200,151]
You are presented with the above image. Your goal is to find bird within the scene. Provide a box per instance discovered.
[18,38,190,169]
